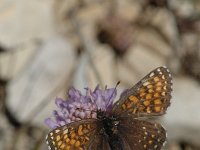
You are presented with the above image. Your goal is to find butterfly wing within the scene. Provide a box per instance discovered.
[88,134,111,150]
[118,117,166,150]
[113,66,172,117]
[46,119,102,150]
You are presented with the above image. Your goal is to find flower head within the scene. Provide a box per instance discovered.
[44,85,117,129]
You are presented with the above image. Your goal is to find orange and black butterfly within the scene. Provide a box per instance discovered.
[46,66,172,150]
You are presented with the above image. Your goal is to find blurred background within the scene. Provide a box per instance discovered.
[0,0,200,149]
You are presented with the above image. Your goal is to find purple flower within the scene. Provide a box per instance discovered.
[44,85,117,129]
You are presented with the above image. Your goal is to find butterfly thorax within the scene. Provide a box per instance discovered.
[97,110,123,150]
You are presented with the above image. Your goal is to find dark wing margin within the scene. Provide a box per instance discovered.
[112,66,172,117]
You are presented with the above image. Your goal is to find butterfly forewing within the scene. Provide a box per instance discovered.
[46,119,99,150]
[113,66,172,117]
[119,117,166,150]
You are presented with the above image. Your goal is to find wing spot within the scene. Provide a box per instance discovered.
[70,132,76,138]
[66,138,70,143]
[147,107,151,113]
[154,93,160,98]
[140,92,146,97]
[60,143,65,149]
[78,125,83,136]
[149,140,153,144]
[56,135,61,141]
[132,108,137,114]
[75,140,81,147]
[66,145,71,150]
[143,100,150,106]
[148,89,154,93]
[87,124,91,129]
[57,141,62,147]
[144,144,147,148]
[70,139,76,145]
[63,129,68,134]
[146,94,152,99]
[55,129,60,133]
[126,102,133,108]
[140,88,146,93]
[150,72,155,77]
[154,99,162,105]
[161,92,166,96]
[154,77,160,82]
[155,106,161,112]
[147,84,153,89]
[143,81,150,86]
[156,87,162,91]
[64,135,68,139]
[156,82,162,86]
[122,104,126,110]
[129,96,139,103]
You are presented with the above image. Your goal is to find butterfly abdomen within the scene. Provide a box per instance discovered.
[101,114,123,150]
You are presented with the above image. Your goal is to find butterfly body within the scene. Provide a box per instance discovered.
[97,110,123,150]
[46,66,172,150]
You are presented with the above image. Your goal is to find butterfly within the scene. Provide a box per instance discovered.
[46,66,172,150]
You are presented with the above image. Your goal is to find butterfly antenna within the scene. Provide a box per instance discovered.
[115,81,120,89]
[107,81,120,104]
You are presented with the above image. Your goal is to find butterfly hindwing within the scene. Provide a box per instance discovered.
[88,133,111,150]
[118,117,166,150]
[113,66,172,116]
[46,119,99,150]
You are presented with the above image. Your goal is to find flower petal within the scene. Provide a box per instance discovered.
[44,118,58,129]
[44,85,117,129]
